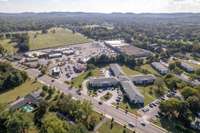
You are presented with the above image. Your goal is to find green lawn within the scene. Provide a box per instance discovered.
[114,102,139,115]
[138,85,156,105]
[98,120,132,133]
[141,64,160,76]
[121,66,141,76]
[29,28,91,50]
[0,39,17,54]
[71,69,101,89]
[0,79,42,104]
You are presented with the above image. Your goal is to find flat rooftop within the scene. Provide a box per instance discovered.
[105,40,129,47]
[118,45,152,57]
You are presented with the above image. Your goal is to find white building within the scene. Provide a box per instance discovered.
[48,53,62,59]
[151,62,169,75]
[181,62,194,73]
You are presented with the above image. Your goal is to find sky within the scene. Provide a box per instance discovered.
[0,0,200,13]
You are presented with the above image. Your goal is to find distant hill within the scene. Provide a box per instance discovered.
[0,12,200,33]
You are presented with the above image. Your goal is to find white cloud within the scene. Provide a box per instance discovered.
[0,0,8,2]
[0,0,200,13]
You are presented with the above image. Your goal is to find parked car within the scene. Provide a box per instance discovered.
[152,103,157,107]
[128,122,135,128]
[140,121,146,126]
[142,108,149,112]
[98,101,103,105]
[149,103,154,108]
[160,96,166,100]
[155,100,160,105]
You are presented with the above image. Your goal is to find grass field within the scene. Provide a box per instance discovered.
[141,64,160,76]
[0,79,42,104]
[29,28,91,50]
[121,66,141,76]
[71,69,101,88]
[138,85,156,105]
[0,39,17,54]
[98,120,132,133]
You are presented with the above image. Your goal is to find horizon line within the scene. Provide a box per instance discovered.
[0,11,200,14]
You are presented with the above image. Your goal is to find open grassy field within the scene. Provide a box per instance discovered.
[0,39,17,54]
[71,69,101,89]
[138,85,156,105]
[29,28,91,50]
[98,120,132,133]
[121,66,141,76]
[141,64,160,76]
[0,79,42,104]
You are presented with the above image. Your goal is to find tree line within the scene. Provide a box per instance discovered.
[0,62,27,92]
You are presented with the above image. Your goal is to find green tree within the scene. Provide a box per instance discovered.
[154,78,165,96]
[5,112,31,133]
[186,96,200,114]
[34,101,48,127]
[40,113,69,133]
[181,87,199,99]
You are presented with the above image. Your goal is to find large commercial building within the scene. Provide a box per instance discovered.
[105,40,152,58]
[151,62,169,75]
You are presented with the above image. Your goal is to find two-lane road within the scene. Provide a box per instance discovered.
[13,64,167,133]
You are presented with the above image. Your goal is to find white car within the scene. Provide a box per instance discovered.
[128,122,135,128]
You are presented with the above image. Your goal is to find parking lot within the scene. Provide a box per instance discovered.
[21,42,117,83]
[138,90,180,121]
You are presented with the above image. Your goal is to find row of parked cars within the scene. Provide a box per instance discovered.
[142,90,178,113]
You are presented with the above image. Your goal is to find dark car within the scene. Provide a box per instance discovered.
[149,103,154,108]
[98,101,103,105]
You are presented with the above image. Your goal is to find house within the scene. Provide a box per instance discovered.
[180,62,194,73]
[130,74,156,85]
[52,67,61,77]
[151,62,169,75]
[120,80,144,106]
[109,64,124,77]
[10,90,42,111]
[88,77,119,88]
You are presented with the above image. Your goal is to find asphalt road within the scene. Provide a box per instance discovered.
[13,64,167,133]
